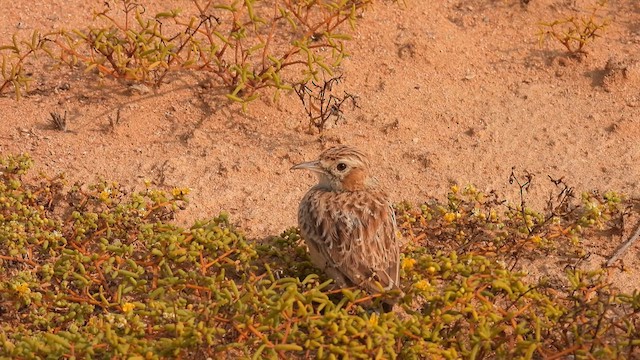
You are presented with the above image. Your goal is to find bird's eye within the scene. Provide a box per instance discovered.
[336,163,347,171]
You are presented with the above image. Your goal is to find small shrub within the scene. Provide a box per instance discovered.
[0,0,373,104]
[294,75,359,133]
[537,0,609,56]
[0,33,48,99]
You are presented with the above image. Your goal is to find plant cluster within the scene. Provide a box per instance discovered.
[397,181,639,358]
[537,0,610,55]
[0,0,370,104]
[1,154,639,359]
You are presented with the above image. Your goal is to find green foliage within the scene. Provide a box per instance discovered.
[1,155,639,359]
[537,0,609,55]
[0,32,49,99]
[0,0,371,103]
[398,184,640,358]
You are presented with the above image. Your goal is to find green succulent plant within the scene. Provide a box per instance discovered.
[1,154,639,359]
[1,0,371,105]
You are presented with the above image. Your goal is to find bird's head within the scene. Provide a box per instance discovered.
[291,145,373,191]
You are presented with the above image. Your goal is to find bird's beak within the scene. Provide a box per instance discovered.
[290,160,323,173]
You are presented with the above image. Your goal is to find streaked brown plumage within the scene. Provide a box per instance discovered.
[291,145,400,311]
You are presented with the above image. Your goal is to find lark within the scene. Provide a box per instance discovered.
[291,145,400,311]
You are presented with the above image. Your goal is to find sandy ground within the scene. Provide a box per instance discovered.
[1,1,639,286]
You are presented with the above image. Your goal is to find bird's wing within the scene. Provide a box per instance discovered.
[302,190,400,293]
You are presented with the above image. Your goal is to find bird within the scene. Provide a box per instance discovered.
[291,145,400,312]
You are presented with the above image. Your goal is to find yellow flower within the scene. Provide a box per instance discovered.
[99,190,110,202]
[368,312,378,326]
[121,302,135,313]
[450,185,459,194]
[402,257,417,271]
[15,282,30,295]
[443,212,457,223]
[530,235,542,244]
[171,187,190,197]
[414,279,431,292]
[489,209,498,222]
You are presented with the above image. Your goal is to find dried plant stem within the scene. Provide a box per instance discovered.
[606,220,640,266]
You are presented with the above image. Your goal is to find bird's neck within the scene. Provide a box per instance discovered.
[315,169,373,192]
[340,168,370,191]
